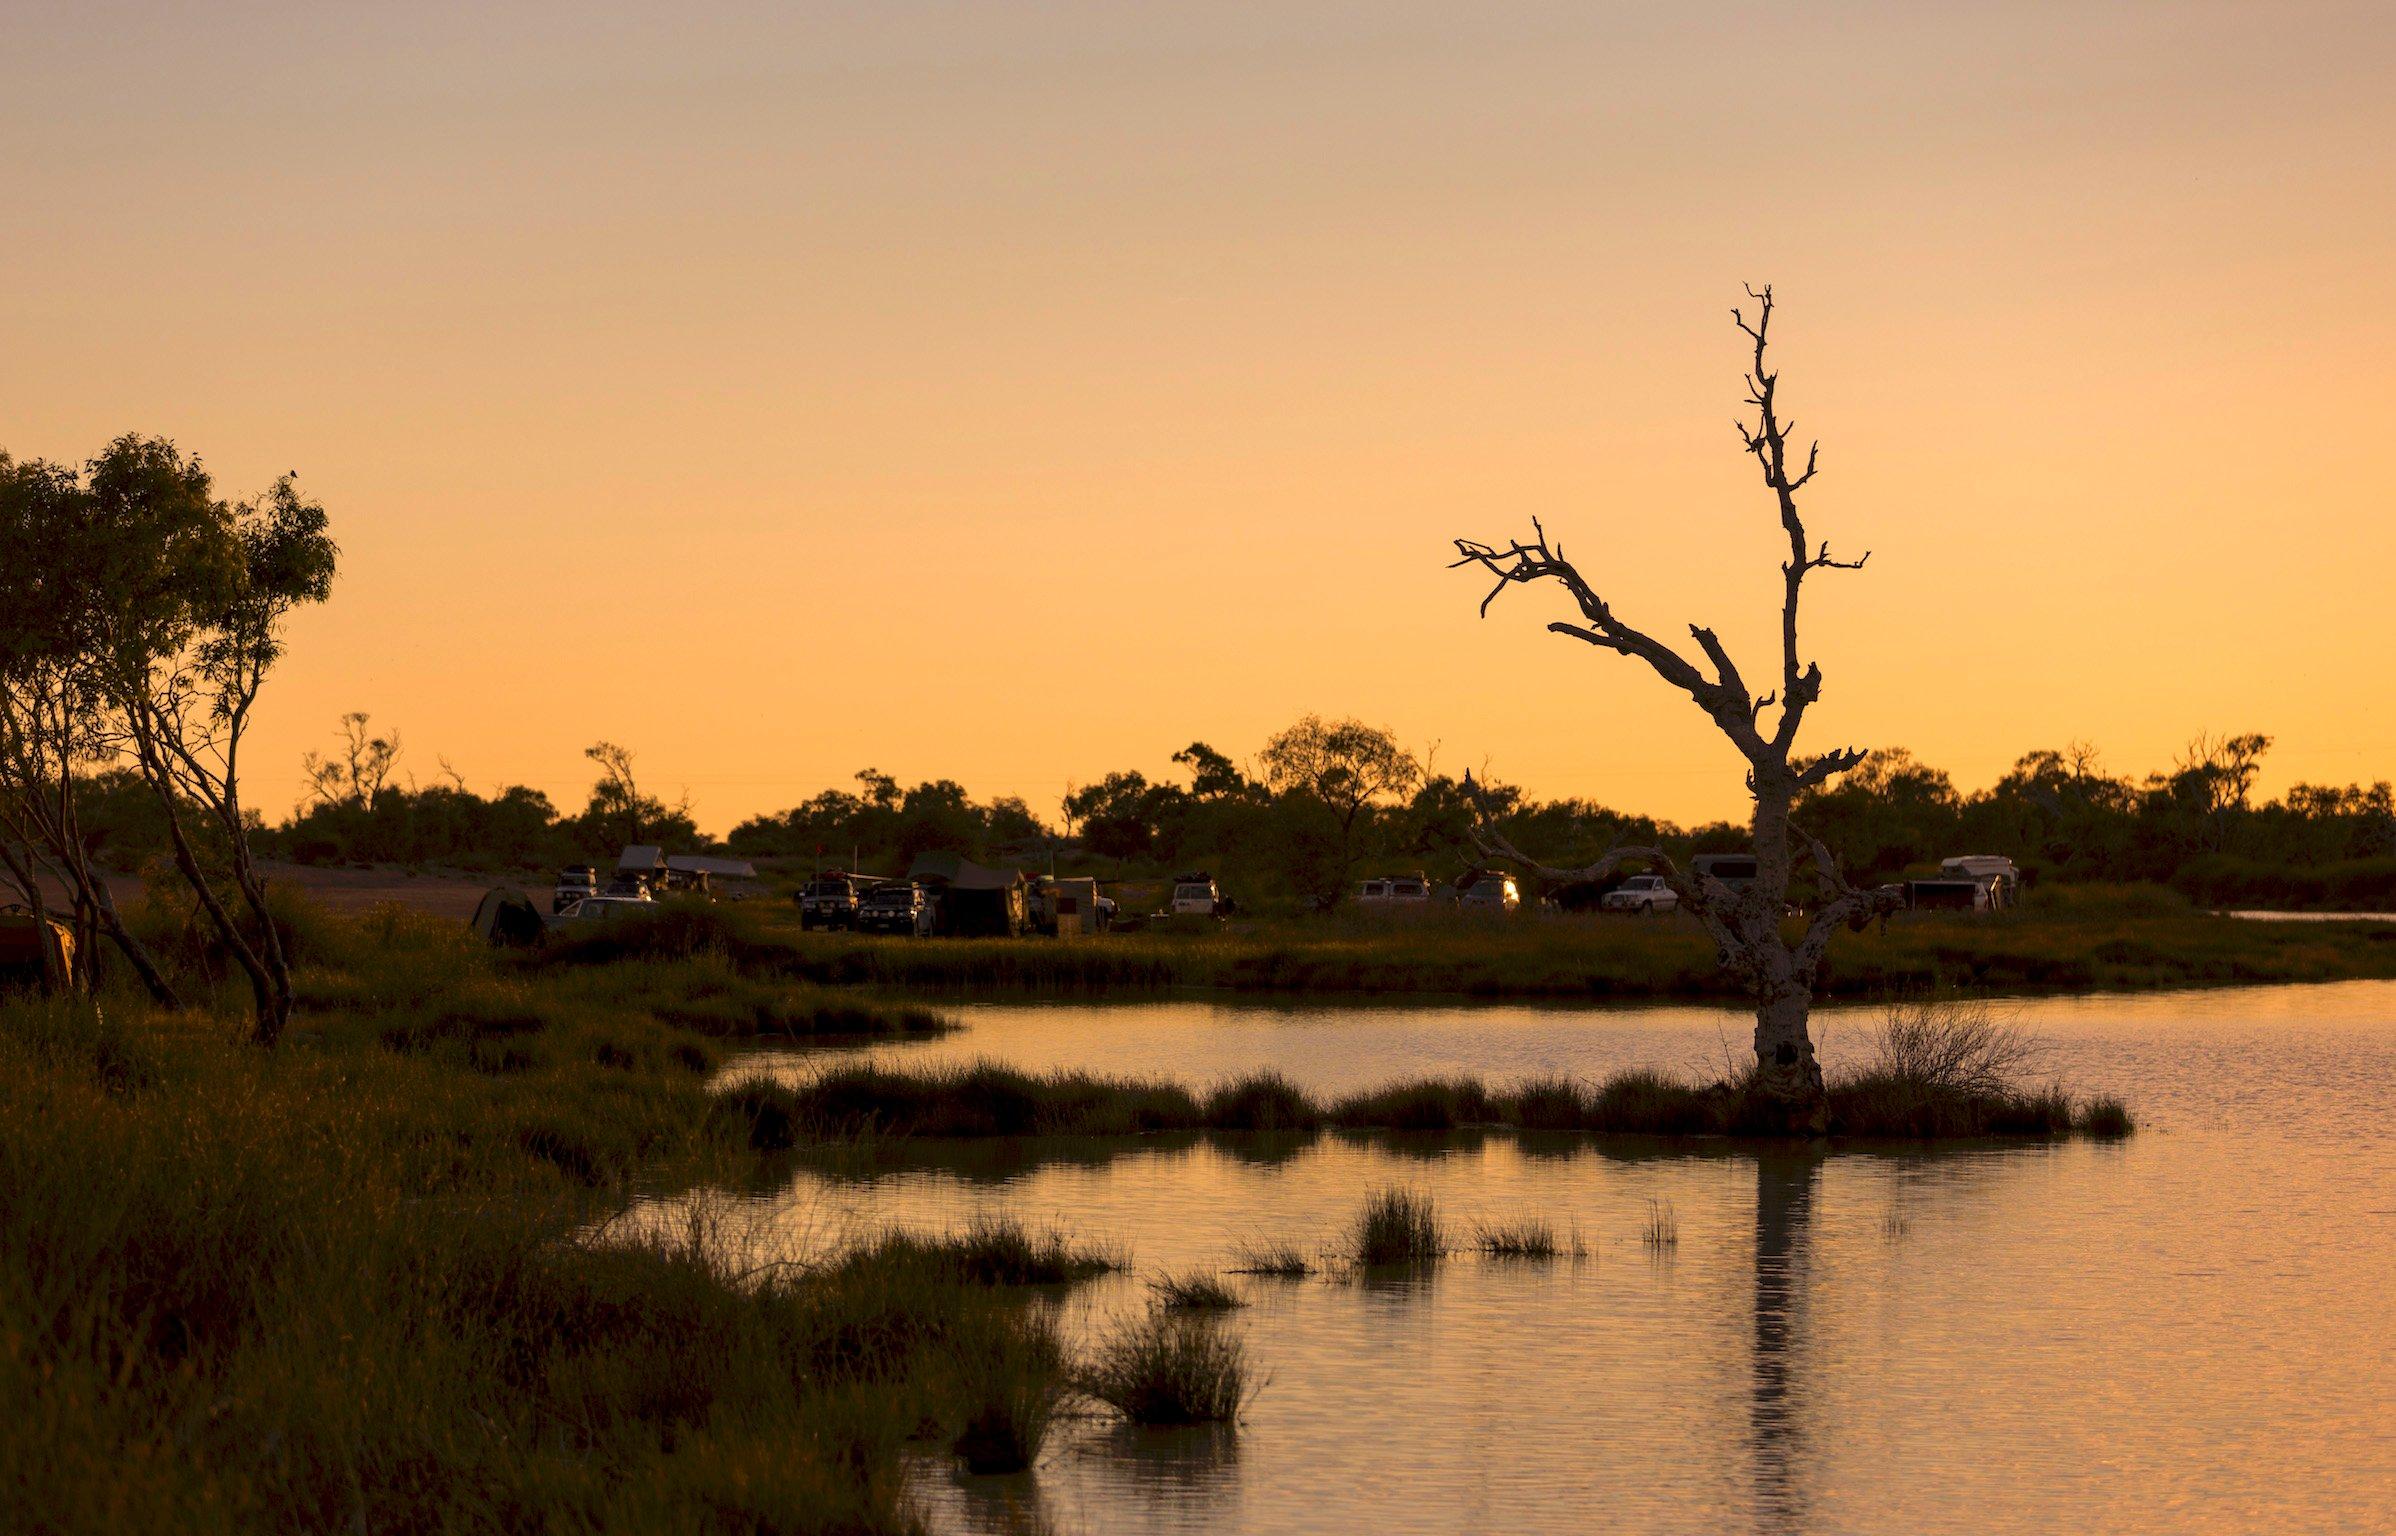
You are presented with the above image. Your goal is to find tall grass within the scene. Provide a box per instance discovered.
[1641,1198,1679,1250]
[1472,1217,1584,1260]
[0,905,1081,1532]
[1349,1188,1445,1266]
[1077,1311,1250,1425]
[1226,1239,1313,1278]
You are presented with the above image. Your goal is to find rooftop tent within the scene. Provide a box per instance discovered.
[618,845,667,874]
[666,855,758,880]
[906,851,1022,892]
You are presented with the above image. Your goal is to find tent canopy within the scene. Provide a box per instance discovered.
[907,851,1023,891]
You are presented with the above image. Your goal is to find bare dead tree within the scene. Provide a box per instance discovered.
[1450,287,1905,1120]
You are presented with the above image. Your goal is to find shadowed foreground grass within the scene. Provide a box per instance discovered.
[0,907,1087,1533]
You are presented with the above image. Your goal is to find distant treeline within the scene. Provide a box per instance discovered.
[232,716,2396,912]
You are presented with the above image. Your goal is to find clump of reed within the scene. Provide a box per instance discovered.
[1148,1270,1244,1311]
[947,1304,1071,1475]
[1349,1188,1446,1266]
[1827,999,2093,1139]
[1076,1311,1250,1425]
[2077,1095,2136,1138]
[1641,1198,1679,1250]
[1226,1238,1313,1278]
[871,1214,1123,1287]
[1470,1216,1585,1260]
[1202,1070,1320,1131]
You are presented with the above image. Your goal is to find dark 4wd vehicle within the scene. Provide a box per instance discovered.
[797,872,877,931]
[858,882,935,938]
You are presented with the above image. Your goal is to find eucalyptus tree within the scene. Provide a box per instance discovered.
[0,451,181,1002]
[75,437,337,1045]
[1451,289,1903,1120]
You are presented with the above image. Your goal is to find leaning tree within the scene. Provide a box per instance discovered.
[1452,287,1905,1122]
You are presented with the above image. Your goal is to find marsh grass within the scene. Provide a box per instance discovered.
[1149,1270,1244,1311]
[1226,1239,1314,1278]
[1077,1311,1250,1425]
[745,1046,2125,1149]
[1471,1217,1586,1260]
[1641,1198,1680,1250]
[1349,1188,1445,1266]
[0,905,1074,1534]
[2078,1095,2136,1138]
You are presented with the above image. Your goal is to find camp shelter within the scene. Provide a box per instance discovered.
[907,851,1029,937]
[0,906,75,988]
[471,887,547,947]
[1035,876,1100,936]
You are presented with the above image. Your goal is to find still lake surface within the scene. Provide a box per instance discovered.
[698,983,2395,1535]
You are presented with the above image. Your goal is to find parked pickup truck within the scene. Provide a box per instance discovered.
[1170,872,1230,918]
[553,865,600,914]
[1601,875,1679,914]
[797,872,878,931]
[858,882,936,937]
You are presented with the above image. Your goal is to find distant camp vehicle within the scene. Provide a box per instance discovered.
[609,844,668,898]
[1170,872,1230,918]
[1357,873,1434,906]
[1456,870,1522,914]
[1031,876,1107,936]
[797,871,880,931]
[553,865,601,913]
[0,907,75,989]
[858,881,937,938]
[1937,855,2022,909]
[554,894,659,923]
[1903,874,2003,912]
[1601,874,1679,915]
[1691,853,1761,894]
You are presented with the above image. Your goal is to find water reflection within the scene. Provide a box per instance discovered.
[1748,1153,1820,1536]
[709,985,2396,1535]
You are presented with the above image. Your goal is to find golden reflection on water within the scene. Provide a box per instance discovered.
[684,981,2396,1535]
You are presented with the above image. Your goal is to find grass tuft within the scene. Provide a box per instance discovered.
[1350,1187,1445,1266]
[1641,1198,1679,1250]
[1471,1217,1583,1260]
[2077,1095,2136,1138]
[1148,1270,1244,1311]
[1225,1239,1313,1278]
[1077,1311,1249,1425]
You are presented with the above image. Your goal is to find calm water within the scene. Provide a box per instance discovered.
[698,983,2396,1535]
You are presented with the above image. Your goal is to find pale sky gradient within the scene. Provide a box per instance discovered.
[6,2,2393,833]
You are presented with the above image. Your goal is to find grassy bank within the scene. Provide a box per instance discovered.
[732,890,2396,1001]
[719,1006,2134,1146]
[0,905,1081,1533]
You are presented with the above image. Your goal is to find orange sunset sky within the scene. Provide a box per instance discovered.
[6,2,2393,835]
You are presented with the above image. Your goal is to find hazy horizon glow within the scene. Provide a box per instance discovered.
[7,2,2394,835]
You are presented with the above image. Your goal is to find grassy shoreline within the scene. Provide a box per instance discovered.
[1,897,2141,1531]
[729,900,2396,1002]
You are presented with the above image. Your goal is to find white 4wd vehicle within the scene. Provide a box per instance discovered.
[1602,875,1678,914]
[1169,873,1225,918]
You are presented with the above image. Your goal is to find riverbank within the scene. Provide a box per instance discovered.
[734,893,2396,1001]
